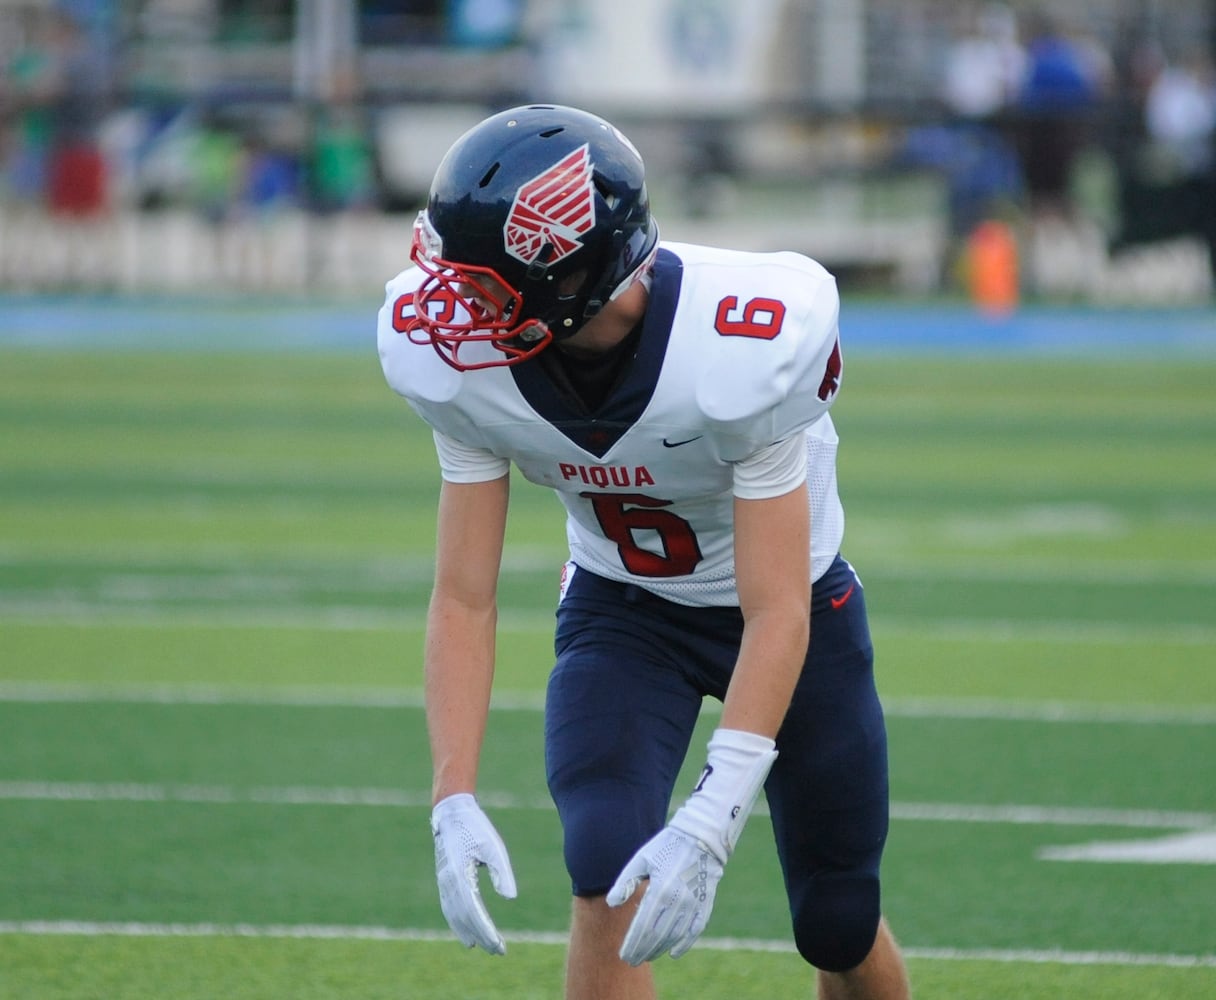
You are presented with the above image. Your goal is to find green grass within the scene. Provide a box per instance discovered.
[1,342,1214,998]
[5,936,1215,1000]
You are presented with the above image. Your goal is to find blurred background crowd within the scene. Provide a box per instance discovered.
[1,0,1213,301]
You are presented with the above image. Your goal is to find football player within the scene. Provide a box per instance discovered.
[377,104,911,1000]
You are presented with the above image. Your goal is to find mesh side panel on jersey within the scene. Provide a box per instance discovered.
[805,431,845,584]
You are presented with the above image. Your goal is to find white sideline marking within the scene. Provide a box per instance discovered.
[2,682,1214,725]
[2,781,1213,832]
[0,921,1213,968]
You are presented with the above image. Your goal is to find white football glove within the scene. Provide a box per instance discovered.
[430,792,518,955]
[607,728,778,965]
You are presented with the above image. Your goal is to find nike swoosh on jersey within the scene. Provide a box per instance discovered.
[662,435,703,448]
[830,583,855,610]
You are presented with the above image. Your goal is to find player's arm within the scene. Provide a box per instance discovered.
[426,472,509,802]
[722,480,811,736]
[425,470,519,955]
[608,438,810,965]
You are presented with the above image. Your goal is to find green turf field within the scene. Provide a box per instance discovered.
[1,338,1214,999]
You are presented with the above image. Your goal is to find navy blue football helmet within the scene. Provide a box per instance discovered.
[406,105,660,370]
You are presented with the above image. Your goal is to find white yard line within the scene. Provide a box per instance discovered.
[0,920,1213,968]
[881,696,1216,725]
[2,681,1215,725]
[2,601,1215,647]
[2,542,1212,579]
[2,781,1212,831]
[887,801,1216,829]
[877,617,1216,647]
[0,781,513,810]
[898,946,1216,969]
[3,544,1212,586]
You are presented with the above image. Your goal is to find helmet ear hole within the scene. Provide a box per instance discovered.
[594,177,618,209]
[526,242,556,280]
[558,268,588,296]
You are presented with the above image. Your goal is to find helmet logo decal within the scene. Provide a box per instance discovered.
[504,144,596,267]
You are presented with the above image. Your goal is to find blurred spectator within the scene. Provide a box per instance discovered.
[1144,50,1216,179]
[6,6,117,288]
[2,6,58,207]
[899,1,1024,282]
[899,121,1023,240]
[310,108,375,210]
[42,8,111,219]
[934,3,1026,236]
[191,113,244,226]
[236,129,303,289]
[189,112,244,282]
[307,72,376,214]
[1136,49,1216,280]
[940,3,1025,120]
[1014,11,1108,219]
[302,70,378,288]
[447,0,525,48]
[243,134,300,215]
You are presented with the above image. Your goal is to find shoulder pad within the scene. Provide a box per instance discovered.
[679,248,841,438]
[377,268,463,404]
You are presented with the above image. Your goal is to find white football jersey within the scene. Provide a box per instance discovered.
[377,241,846,607]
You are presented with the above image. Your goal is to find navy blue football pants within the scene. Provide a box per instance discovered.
[544,554,890,972]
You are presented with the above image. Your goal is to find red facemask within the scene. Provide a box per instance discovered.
[405,220,553,371]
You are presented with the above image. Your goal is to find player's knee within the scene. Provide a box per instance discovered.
[555,785,658,896]
[791,872,881,973]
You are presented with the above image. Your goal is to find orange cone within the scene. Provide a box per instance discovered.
[967,219,1019,316]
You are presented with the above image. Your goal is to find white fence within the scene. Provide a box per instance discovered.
[0,203,950,297]
[0,204,1209,303]
[0,207,411,297]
